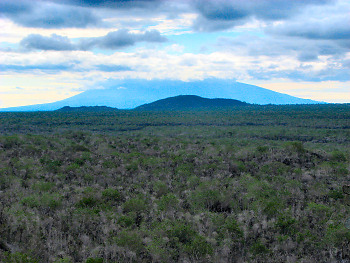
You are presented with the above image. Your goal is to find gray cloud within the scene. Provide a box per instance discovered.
[217,33,348,60]
[57,0,162,9]
[193,16,245,32]
[192,0,247,32]
[270,17,350,40]
[195,1,248,21]
[216,33,350,81]
[20,34,76,51]
[0,0,100,28]
[0,0,338,34]
[20,30,167,51]
[80,29,167,50]
[192,0,333,32]
[250,0,331,20]
[0,0,32,15]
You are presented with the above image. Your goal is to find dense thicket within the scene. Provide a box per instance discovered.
[0,104,349,262]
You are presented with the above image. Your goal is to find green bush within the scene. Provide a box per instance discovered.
[250,240,269,255]
[157,193,178,211]
[331,151,347,162]
[41,193,62,209]
[115,230,144,254]
[123,197,147,213]
[32,181,55,192]
[328,189,344,200]
[263,198,284,217]
[0,171,11,190]
[117,215,134,228]
[275,214,297,235]
[186,176,200,189]
[76,196,99,208]
[22,193,62,210]
[102,160,115,168]
[2,135,22,149]
[225,217,243,238]
[325,223,350,247]
[66,163,81,172]
[190,186,221,211]
[40,158,62,173]
[175,163,194,177]
[153,181,168,197]
[331,162,349,176]
[2,252,39,263]
[307,202,331,218]
[167,222,196,245]
[102,188,124,202]
[21,195,40,208]
[54,258,73,263]
[284,141,305,154]
[86,257,103,263]
[70,144,90,152]
[256,145,269,153]
[184,235,213,259]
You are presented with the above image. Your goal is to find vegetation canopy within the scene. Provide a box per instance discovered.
[0,103,349,262]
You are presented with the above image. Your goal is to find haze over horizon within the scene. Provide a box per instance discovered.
[1,0,349,108]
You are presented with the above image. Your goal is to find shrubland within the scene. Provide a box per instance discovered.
[0,104,349,262]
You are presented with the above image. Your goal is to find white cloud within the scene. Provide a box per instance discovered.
[1,47,348,106]
[147,14,196,35]
[256,80,350,103]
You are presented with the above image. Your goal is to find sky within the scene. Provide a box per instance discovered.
[0,0,350,108]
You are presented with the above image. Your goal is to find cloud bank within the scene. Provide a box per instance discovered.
[20,29,167,51]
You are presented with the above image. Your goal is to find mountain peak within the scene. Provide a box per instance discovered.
[0,79,323,112]
[136,95,249,110]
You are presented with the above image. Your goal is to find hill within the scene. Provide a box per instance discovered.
[0,79,322,112]
[136,95,249,110]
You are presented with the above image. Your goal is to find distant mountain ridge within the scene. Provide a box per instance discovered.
[136,95,249,110]
[0,79,323,112]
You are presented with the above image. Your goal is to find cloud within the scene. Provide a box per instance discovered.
[250,0,331,20]
[0,63,74,73]
[85,29,167,49]
[192,0,333,32]
[2,45,349,92]
[20,34,76,51]
[270,16,350,41]
[19,29,167,51]
[248,68,350,82]
[0,0,340,36]
[0,0,32,15]
[192,0,248,31]
[0,0,100,28]
[95,64,132,72]
[195,1,248,21]
[216,33,349,62]
[193,16,245,32]
[213,32,350,82]
[57,0,163,9]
